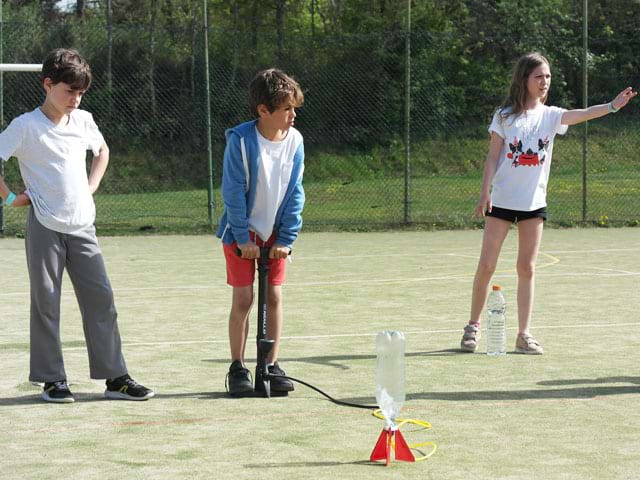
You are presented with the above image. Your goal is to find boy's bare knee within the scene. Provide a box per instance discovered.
[267,288,282,307]
[232,288,254,313]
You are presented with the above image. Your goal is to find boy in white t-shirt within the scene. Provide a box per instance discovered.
[0,48,153,403]
[216,69,305,396]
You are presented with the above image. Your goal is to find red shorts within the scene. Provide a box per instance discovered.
[223,232,287,287]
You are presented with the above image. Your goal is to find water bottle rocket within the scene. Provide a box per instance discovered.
[370,331,415,465]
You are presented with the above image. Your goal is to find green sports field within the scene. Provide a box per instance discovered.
[1,229,639,479]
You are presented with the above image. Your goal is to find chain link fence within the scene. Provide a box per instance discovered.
[1,7,639,236]
[1,15,212,235]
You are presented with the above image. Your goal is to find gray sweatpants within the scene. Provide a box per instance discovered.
[26,208,128,382]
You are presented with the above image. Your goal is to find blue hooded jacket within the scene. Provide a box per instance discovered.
[216,120,305,248]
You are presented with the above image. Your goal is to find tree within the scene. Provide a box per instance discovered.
[76,0,86,19]
[149,0,159,130]
[105,0,113,120]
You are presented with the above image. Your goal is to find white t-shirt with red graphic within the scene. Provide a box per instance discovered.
[489,104,568,211]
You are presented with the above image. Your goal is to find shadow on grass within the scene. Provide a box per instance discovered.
[153,392,238,400]
[0,392,114,406]
[0,391,232,406]
[4,379,636,408]
[538,376,640,386]
[243,460,379,469]
[202,349,461,370]
[0,394,45,406]
[339,378,640,404]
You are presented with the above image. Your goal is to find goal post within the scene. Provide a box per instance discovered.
[0,64,42,72]
[0,63,42,233]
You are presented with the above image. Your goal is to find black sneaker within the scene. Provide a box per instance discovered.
[105,374,154,401]
[42,380,75,403]
[226,360,254,396]
[268,362,294,392]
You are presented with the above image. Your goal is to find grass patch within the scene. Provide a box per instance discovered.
[2,167,640,237]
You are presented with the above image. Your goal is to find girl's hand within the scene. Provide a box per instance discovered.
[475,192,491,218]
[611,87,638,111]
[12,191,31,207]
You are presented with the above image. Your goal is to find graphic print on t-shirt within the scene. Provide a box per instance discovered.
[507,136,550,167]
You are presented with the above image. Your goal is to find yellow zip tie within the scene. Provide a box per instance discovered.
[372,409,437,461]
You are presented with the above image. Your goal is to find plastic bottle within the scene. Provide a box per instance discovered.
[375,331,406,427]
[486,285,506,356]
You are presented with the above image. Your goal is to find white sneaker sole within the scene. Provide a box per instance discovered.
[104,390,155,401]
[42,392,75,403]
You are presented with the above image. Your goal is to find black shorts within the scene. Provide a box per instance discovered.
[486,206,547,223]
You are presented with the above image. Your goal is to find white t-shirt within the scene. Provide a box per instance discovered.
[0,108,104,233]
[489,104,568,211]
[249,127,302,242]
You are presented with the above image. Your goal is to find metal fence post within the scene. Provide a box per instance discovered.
[581,0,588,223]
[203,0,215,227]
[0,0,5,235]
[403,0,411,224]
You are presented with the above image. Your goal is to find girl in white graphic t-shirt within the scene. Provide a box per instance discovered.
[460,52,637,355]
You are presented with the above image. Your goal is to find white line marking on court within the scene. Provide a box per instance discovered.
[96,246,636,266]
[299,246,640,260]
[584,266,640,275]
[542,247,640,254]
[56,321,640,350]
[445,253,482,259]
[0,268,638,298]
[500,272,640,278]
[288,270,640,286]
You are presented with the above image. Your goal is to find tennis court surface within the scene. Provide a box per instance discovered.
[2,229,639,479]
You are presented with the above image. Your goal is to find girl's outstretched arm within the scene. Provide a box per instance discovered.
[562,87,637,126]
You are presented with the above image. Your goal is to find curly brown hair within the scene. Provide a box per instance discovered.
[249,68,304,118]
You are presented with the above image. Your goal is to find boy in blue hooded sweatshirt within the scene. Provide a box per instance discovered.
[216,68,305,396]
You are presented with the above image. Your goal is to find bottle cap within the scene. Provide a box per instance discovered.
[492,285,501,291]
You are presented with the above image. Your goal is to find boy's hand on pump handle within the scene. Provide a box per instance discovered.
[237,241,291,259]
[237,242,260,259]
[269,243,291,259]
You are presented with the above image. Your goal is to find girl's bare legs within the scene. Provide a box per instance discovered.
[469,216,512,324]
[515,217,544,335]
[229,286,253,363]
[462,216,511,351]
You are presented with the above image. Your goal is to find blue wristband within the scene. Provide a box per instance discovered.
[5,192,16,206]
[608,102,619,113]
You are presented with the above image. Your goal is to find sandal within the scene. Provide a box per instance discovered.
[515,333,544,355]
[460,323,481,352]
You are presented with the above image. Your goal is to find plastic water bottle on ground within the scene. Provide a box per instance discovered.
[375,331,406,428]
[486,285,506,356]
